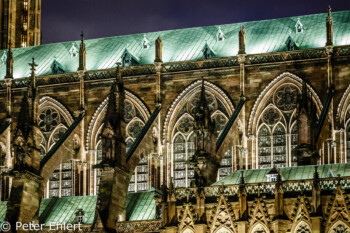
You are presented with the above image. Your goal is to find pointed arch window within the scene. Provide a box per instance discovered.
[95,99,149,194]
[37,100,74,198]
[273,124,287,166]
[170,85,233,187]
[173,133,195,188]
[258,125,272,168]
[255,83,305,168]
[330,221,350,233]
[295,221,311,233]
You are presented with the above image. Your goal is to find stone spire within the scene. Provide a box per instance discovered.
[154,36,162,63]
[12,58,40,172]
[78,31,86,71]
[326,6,333,46]
[5,42,13,79]
[238,26,246,55]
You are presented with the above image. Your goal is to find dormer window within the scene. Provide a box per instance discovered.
[69,42,79,57]
[295,18,304,33]
[267,174,278,182]
[121,49,139,67]
[327,168,334,178]
[216,26,225,41]
[286,36,298,51]
[141,34,151,49]
[1,51,7,64]
[75,209,85,224]
[51,60,65,74]
[202,43,215,59]
[266,167,283,182]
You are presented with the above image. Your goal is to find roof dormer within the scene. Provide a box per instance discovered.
[51,60,65,74]
[141,34,151,49]
[69,42,79,57]
[121,49,139,67]
[295,18,304,33]
[216,26,225,41]
[202,43,215,59]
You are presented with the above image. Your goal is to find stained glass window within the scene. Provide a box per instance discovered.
[258,125,271,168]
[273,124,286,168]
[174,134,186,188]
[48,161,73,198]
[256,84,303,168]
[219,150,232,179]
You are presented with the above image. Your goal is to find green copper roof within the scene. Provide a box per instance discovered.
[0,10,349,80]
[0,201,6,222]
[39,196,97,225]
[212,164,350,186]
[0,191,157,224]
[126,191,156,221]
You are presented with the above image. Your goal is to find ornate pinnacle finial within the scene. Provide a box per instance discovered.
[29,57,38,87]
[29,58,38,77]
[80,31,85,44]
[326,6,333,46]
[238,25,246,55]
[78,31,86,71]
[154,36,162,63]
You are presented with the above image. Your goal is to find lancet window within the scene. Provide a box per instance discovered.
[171,89,230,188]
[37,100,74,198]
[95,99,149,193]
[256,84,300,168]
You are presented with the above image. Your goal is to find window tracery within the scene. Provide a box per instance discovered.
[295,222,311,233]
[256,84,300,168]
[95,99,149,193]
[37,101,73,198]
[330,222,350,233]
[171,90,230,187]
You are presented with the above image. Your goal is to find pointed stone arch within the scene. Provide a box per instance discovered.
[162,80,235,144]
[293,221,312,233]
[336,83,350,124]
[290,195,312,233]
[248,72,323,135]
[250,223,269,233]
[324,184,350,232]
[328,220,350,233]
[178,204,196,233]
[87,90,150,150]
[209,191,236,233]
[38,96,74,126]
[248,197,270,233]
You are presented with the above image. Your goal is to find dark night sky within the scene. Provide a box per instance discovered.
[42,0,350,44]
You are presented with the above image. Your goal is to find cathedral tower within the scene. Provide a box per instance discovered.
[0,0,41,49]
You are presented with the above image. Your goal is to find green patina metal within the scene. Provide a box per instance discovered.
[126,190,156,221]
[0,11,349,79]
[212,163,350,186]
[0,190,158,223]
